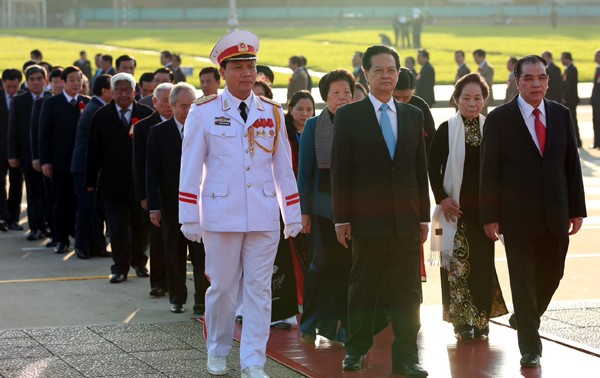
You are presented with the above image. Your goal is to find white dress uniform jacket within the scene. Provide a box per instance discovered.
[179,88,301,231]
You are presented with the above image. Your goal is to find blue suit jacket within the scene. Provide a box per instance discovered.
[71,96,105,174]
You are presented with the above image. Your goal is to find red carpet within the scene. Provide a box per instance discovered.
[196,306,600,377]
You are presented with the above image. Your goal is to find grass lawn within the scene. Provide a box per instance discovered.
[2,25,599,88]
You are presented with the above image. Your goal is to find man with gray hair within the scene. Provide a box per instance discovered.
[86,72,153,284]
[133,82,173,298]
[147,82,209,314]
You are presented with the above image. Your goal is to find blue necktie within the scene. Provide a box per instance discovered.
[379,103,396,157]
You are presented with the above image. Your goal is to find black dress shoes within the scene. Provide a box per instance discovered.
[133,265,150,277]
[193,304,205,315]
[26,230,44,241]
[109,274,127,284]
[509,314,518,330]
[0,221,8,232]
[342,354,365,371]
[149,287,166,297]
[170,304,184,313]
[393,362,429,377]
[75,249,90,259]
[46,241,57,248]
[520,353,541,368]
[54,242,70,254]
[7,222,23,231]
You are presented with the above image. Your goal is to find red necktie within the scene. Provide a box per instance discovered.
[533,108,546,156]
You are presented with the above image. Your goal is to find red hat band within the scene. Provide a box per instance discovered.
[218,43,257,65]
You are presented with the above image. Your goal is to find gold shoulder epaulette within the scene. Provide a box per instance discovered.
[259,95,281,108]
[194,94,218,106]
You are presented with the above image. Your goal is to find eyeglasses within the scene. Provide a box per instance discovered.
[519,74,549,84]
[114,87,133,94]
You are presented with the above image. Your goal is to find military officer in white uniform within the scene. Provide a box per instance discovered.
[179,30,302,378]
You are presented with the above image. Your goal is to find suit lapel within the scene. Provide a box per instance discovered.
[394,100,409,161]
[360,97,392,161]
[544,99,556,156]
[509,98,542,157]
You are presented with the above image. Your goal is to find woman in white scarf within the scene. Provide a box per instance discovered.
[428,73,507,341]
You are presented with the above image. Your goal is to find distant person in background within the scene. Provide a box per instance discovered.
[299,55,312,91]
[116,54,141,101]
[393,15,401,47]
[160,50,173,68]
[473,49,494,115]
[405,56,418,78]
[140,68,175,108]
[352,52,368,90]
[257,65,275,84]
[92,53,103,85]
[100,54,117,76]
[455,50,471,82]
[550,6,558,29]
[1,69,25,232]
[541,51,562,103]
[199,67,220,96]
[591,50,600,150]
[415,48,435,107]
[353,82,367,102]
[561,52,581,147]
[80,76,90,96]
[253,76,273,99]
[412,14,422,48]
[171,54,186,83]
[73,51,92,83]
[30,49,42,63]
[379,33,392,47]
[505,57,519,103]
[400,16,411,49]
[139,72,156,98]
[288,55,309,100]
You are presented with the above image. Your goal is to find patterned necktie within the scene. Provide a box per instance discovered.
[379,103,396,157]
[239,102,248,123]
[533,108,546,156]
[119,108,129,131]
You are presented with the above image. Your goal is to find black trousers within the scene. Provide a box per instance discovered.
[593,101,600,147]
[21,163,44,231]
[162,221,208,305]
[51,172,76,243]
[144,212,166,290]
[504,232,569,356]
[566,102,581,147]
[0,161,23,223]
[73,174,106,254]
[103,199,148,275]
[346,235,422,367]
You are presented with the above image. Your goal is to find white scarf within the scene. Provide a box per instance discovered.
[430,111,485,269]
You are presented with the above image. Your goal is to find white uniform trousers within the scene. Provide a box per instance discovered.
[202,230,279,370]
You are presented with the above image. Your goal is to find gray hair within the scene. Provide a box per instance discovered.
[111,72,135,90]
[153,82,174,99]
[170,82,197,105]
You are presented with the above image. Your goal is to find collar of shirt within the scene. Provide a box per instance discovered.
[224,87,253,113]
[517,95,546,121]
[4,91,11,107]
[93,95,106,106]
[367,93,396,115]
[30,91,44,101]
[479,61,487,69]
[63,91,77,104]
[159,114,168,123]
[174,117,184,135]
[115,103,134,122]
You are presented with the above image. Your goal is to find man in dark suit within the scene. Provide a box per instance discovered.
[171,54,186,83]
[132,82,173,296]
[454,50,471,82]
[415,48,435,107]
[30,67,65,248]
[139,68,174,109]
[115,55,142,101]
[331,44,430,377]
[480,55,586,368]
[561,52,581,147]
[199,67,220,96]
[591,50,600,149]
[73,50,92,84]
[0,69,24,232]
[541,51,562,103]
[7,65,47,240]
[86,73,153,283]
[100,55,117,76]
[39,66,90,254]
[147,82,209,314]
[473,49,494,115]
[352,51,368,91]
[71,74,112,259]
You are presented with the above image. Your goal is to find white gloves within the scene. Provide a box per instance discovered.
[283,222,303,239]
[181,222,202,243]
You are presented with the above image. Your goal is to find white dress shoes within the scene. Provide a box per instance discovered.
[241,365,270,378]
[207,355,228,375]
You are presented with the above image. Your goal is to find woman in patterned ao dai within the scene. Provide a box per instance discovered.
[428,73,508,341]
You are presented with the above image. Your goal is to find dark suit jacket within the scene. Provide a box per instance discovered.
[415,62,435,107]
[146,118,182,224]
[29,95,49,162]
[86,101,153,201]
[73,59,92,82]
[456,63,471,81]
[354,67,368,90]
[480,97,586,237]
[39,93,90,173]
[132,111,163,201]
[408,95,435,151]
[331,97,430,238]
[562,63,579,106]
[592,66,600,107]
[71,96,105,175]
[8,91,47,163]
[173,67,186,83]
[546,62,562,102]
[0,90,9,161]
